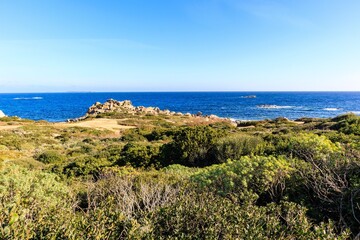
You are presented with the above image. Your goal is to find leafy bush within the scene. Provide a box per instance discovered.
[0,133,23,150]
[331,114,360,135]
[265,133,343,161]
[286,151,360,234]
[0,165,76,239]
[192,156,293,202]
[160,126,225,167]
[62,156,111,177]
[212,134,266,163]
[151,192,349,239]
[36,150,65,164]
[116,142,160,168]
[95,143,124,163]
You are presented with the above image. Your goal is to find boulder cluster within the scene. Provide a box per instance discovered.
[68,99,222,122]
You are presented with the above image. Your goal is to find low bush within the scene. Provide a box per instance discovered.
[191,156,293,202]
[0,165,76,239]
[151,192,349,239]
[211,134,266,163]
[160,126,225,167]
[36,150,65,164]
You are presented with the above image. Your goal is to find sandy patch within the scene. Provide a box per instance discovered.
[0,124,22,130]
[58,118,136,132]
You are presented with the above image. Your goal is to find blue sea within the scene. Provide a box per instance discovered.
[0,92,359,122]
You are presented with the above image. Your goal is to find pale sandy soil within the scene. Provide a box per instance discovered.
[58,118,136,131]
[0,123,22,130]
[0,119,135,134]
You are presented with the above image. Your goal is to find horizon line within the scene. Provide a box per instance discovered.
[0,90,360,94]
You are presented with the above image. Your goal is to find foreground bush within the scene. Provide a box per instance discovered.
[192,156,293,202]
[151,192,349,239]
[0,165,75,239]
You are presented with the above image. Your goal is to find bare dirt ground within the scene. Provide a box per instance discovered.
[58,118,136,131]
[0,123,22,130]
[0,118,135,134]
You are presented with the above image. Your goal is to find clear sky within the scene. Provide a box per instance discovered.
[0,0,359,92]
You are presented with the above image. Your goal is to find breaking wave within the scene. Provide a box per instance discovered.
[323,108,342,111]
[257,105,294,109]
[14,97,43,100]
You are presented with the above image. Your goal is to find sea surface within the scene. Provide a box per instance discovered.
[0,92,359,122]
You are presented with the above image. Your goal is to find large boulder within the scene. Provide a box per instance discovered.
[0,110,6,118]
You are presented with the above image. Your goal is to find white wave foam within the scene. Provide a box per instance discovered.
[240,95,256,99]
[257,105,293,109]
[323,108,341,111]
[350,111,360,115]
[14,97,43,100]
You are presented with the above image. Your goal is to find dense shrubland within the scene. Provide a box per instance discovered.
[1,113,360,239]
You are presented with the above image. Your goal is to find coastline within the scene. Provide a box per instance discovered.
[1,92,360,123]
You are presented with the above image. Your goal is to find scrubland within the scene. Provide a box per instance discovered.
[1,112,360,239]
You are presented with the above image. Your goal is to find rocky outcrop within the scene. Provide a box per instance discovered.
[68,99,224,122]
[0,110,6,118]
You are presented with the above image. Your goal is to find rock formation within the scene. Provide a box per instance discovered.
[86,99,177,116]
[68,99,224,122]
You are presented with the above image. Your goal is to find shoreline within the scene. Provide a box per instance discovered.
[1,97,360,124]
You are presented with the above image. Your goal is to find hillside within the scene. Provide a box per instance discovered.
[0,100,360,239]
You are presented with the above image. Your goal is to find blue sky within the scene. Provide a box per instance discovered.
[0,0,359,92]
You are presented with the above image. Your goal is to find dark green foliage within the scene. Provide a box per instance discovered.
[36,150,65,164]
[95,143,124,162]
[152,192,348,240]
[144,128,172,141]
[116,142,160,168]
[160,126,225,167]
[237,120,266,127]
[331,113,360,135]
[120,128,148,142]
[63,156,110,177]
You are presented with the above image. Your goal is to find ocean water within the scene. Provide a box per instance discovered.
[0,92,359,122]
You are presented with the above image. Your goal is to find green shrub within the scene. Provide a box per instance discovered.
[63,156,111,177]
[116,142,160,168]
[212,134,266,163]
[0,165,76,239]
[95,143,124,163]
[192,156,293,202]
[0,134,23,150]
[331,114,360,135]
[36,150,65,164]
[151,192,349,239]
[265,133,343,161]
[287,133,343,160]
[160,126,225,167]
